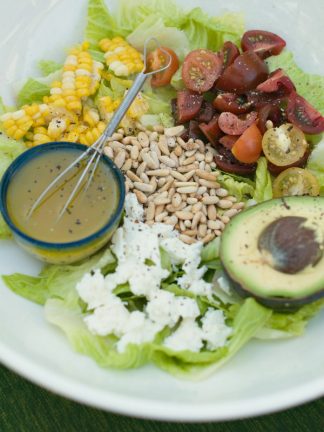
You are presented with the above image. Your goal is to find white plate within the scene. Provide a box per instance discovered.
[0,0,323,422]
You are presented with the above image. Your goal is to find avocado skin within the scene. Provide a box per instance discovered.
[222,267,324,312]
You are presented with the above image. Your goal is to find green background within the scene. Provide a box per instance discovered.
[0,365,323,432]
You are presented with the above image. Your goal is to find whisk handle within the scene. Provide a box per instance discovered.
[102,72,147,141]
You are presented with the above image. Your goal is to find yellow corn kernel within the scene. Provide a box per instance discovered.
[127,93,149,119]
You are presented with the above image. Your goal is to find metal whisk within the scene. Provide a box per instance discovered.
[28,37,172,220]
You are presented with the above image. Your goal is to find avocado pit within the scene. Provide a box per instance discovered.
[258,216,323,274]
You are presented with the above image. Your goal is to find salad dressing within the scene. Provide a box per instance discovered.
[6,149,119,243]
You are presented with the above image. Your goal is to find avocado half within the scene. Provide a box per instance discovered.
[220,196,324,311]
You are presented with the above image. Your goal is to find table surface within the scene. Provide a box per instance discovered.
[0,365,323,432]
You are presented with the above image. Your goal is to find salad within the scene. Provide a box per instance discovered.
[0,0,323,380]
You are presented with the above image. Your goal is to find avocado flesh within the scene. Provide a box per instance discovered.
[220,197,324,306]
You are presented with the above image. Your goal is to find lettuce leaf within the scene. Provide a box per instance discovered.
[307,139,324,195]
[152,298,271,379]
[17,78,50,107]
[127,15,189,60]
[253,157,273,202]
[218,172,255,202]
[181,8,244,51]
[38,60,62,76]
[267,51,324,115]
[85,0,117,48]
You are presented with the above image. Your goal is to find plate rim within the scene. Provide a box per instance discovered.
[1,340,323,421]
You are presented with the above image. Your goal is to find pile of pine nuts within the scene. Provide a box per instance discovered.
[104,124,245,244]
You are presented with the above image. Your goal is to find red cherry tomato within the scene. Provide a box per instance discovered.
[199,115,222,146]
[257,69,295,93]
[258,104,286,134]
[218,111,258,135]
[213,92,253,114]
[231,123,263,163]
[147,47,179,87]
[214,148,257,175]
[216,51,268,94]
[267,150,310,175]
[197,101,215,123]
[241,30,286,59]
[219,135,239,149]
[222,41,240,70]
[176,90,203,123]
[287,92,324,134]
[182,49,224,93]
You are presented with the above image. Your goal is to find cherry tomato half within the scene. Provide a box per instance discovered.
[262,123,308,166]
[216,51,268,94]
[182,49,224,93]
[287,92,324,134]
[176,90,203,123]
[257,68,295,94]
[273,167,320,198]
[219,135,238,149]
[218,111,258,135]
[213,92,253,114]
[241,30,286,59]
[147,47,179,87]
[231,123,263,164]
[199,115,222,146]
[222,41,240,70]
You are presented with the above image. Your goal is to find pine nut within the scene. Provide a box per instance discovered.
[122,158,132,172]
[176,211,194,220]
[155,211,168,222]
[155,204,165,217]
[197,186,207,195]
[202,196,220,205]
[159,155,176,168]
[114,149,126,168]
[136,161,147,177]
[134,189,147,204]
[178,164,197,173]
[205,151,213,163]
[183,229,198,237]
[233,202,245,210]
[195,153,205,161]
[219,215,230,224]
[183,170,196,181]
[164,125,185,136]
[149,131,158,142]
[138,132,149,147]
[174,181,197,188]
[198,179,220,189]
[207,220,223,230]
[181,155,196,166]
[146,169,169,177]
[172,193,182,208]
[127,170,141,182]
[170,170,186,181]
[154,196,171,205]
[202,233,215,244]
[191,212,202,229]
[176,186,198,194]
[153,125,164,133]
[167,136,176,148]
[216,188,229,197]
[184,220,192,228]
[192,202,203,213]
[179,234,196,244]
[104,146,114,158]
[170,152,179,167]
[180,220,186,231]
[196,169,219,181]
[146,202,155,220]
[174,145,183,157]
[187,197,198,205]
[134,182,154,193]
[164,215,178,225]
[158,135,169,155]
[218,199,233,209]
[198,224,207,238]
[207,205,217,221]
[223,208,238,218]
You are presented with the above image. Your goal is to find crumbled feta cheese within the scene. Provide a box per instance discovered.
[164,318,204,352]
[201,308,232,350]
[77,194,231,354]
[124,192,144,222]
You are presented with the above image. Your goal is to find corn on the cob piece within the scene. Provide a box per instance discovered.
[98,96,121,122]
[44,42,104,113]
[31,127,52,146]
[99,37,144,76]
[78,121,106,146]
[82,105,100,127]
[127,91,149,119]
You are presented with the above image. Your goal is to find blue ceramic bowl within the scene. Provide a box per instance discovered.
[0,142,125,264]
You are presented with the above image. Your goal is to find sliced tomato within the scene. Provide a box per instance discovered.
[241,30,286,59]
[216,51,268,94]
[197,101,215,123]
[257,69,295,94]
[214,148,257,175]
[262,123,308,166]
[231,123,263,164]
[258,104,286,134]
[287,92,324,134]
[273,167,320,198]
[219,135,239,149]
[147,47,179,87]
[222,41,240,70]
[176,90,203,124]
[199,115,222,146]
[247,89,287,109]
[218,111,258,135]
[267,150,310,175]
[213,92,252,114]
[182,49,224,93]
